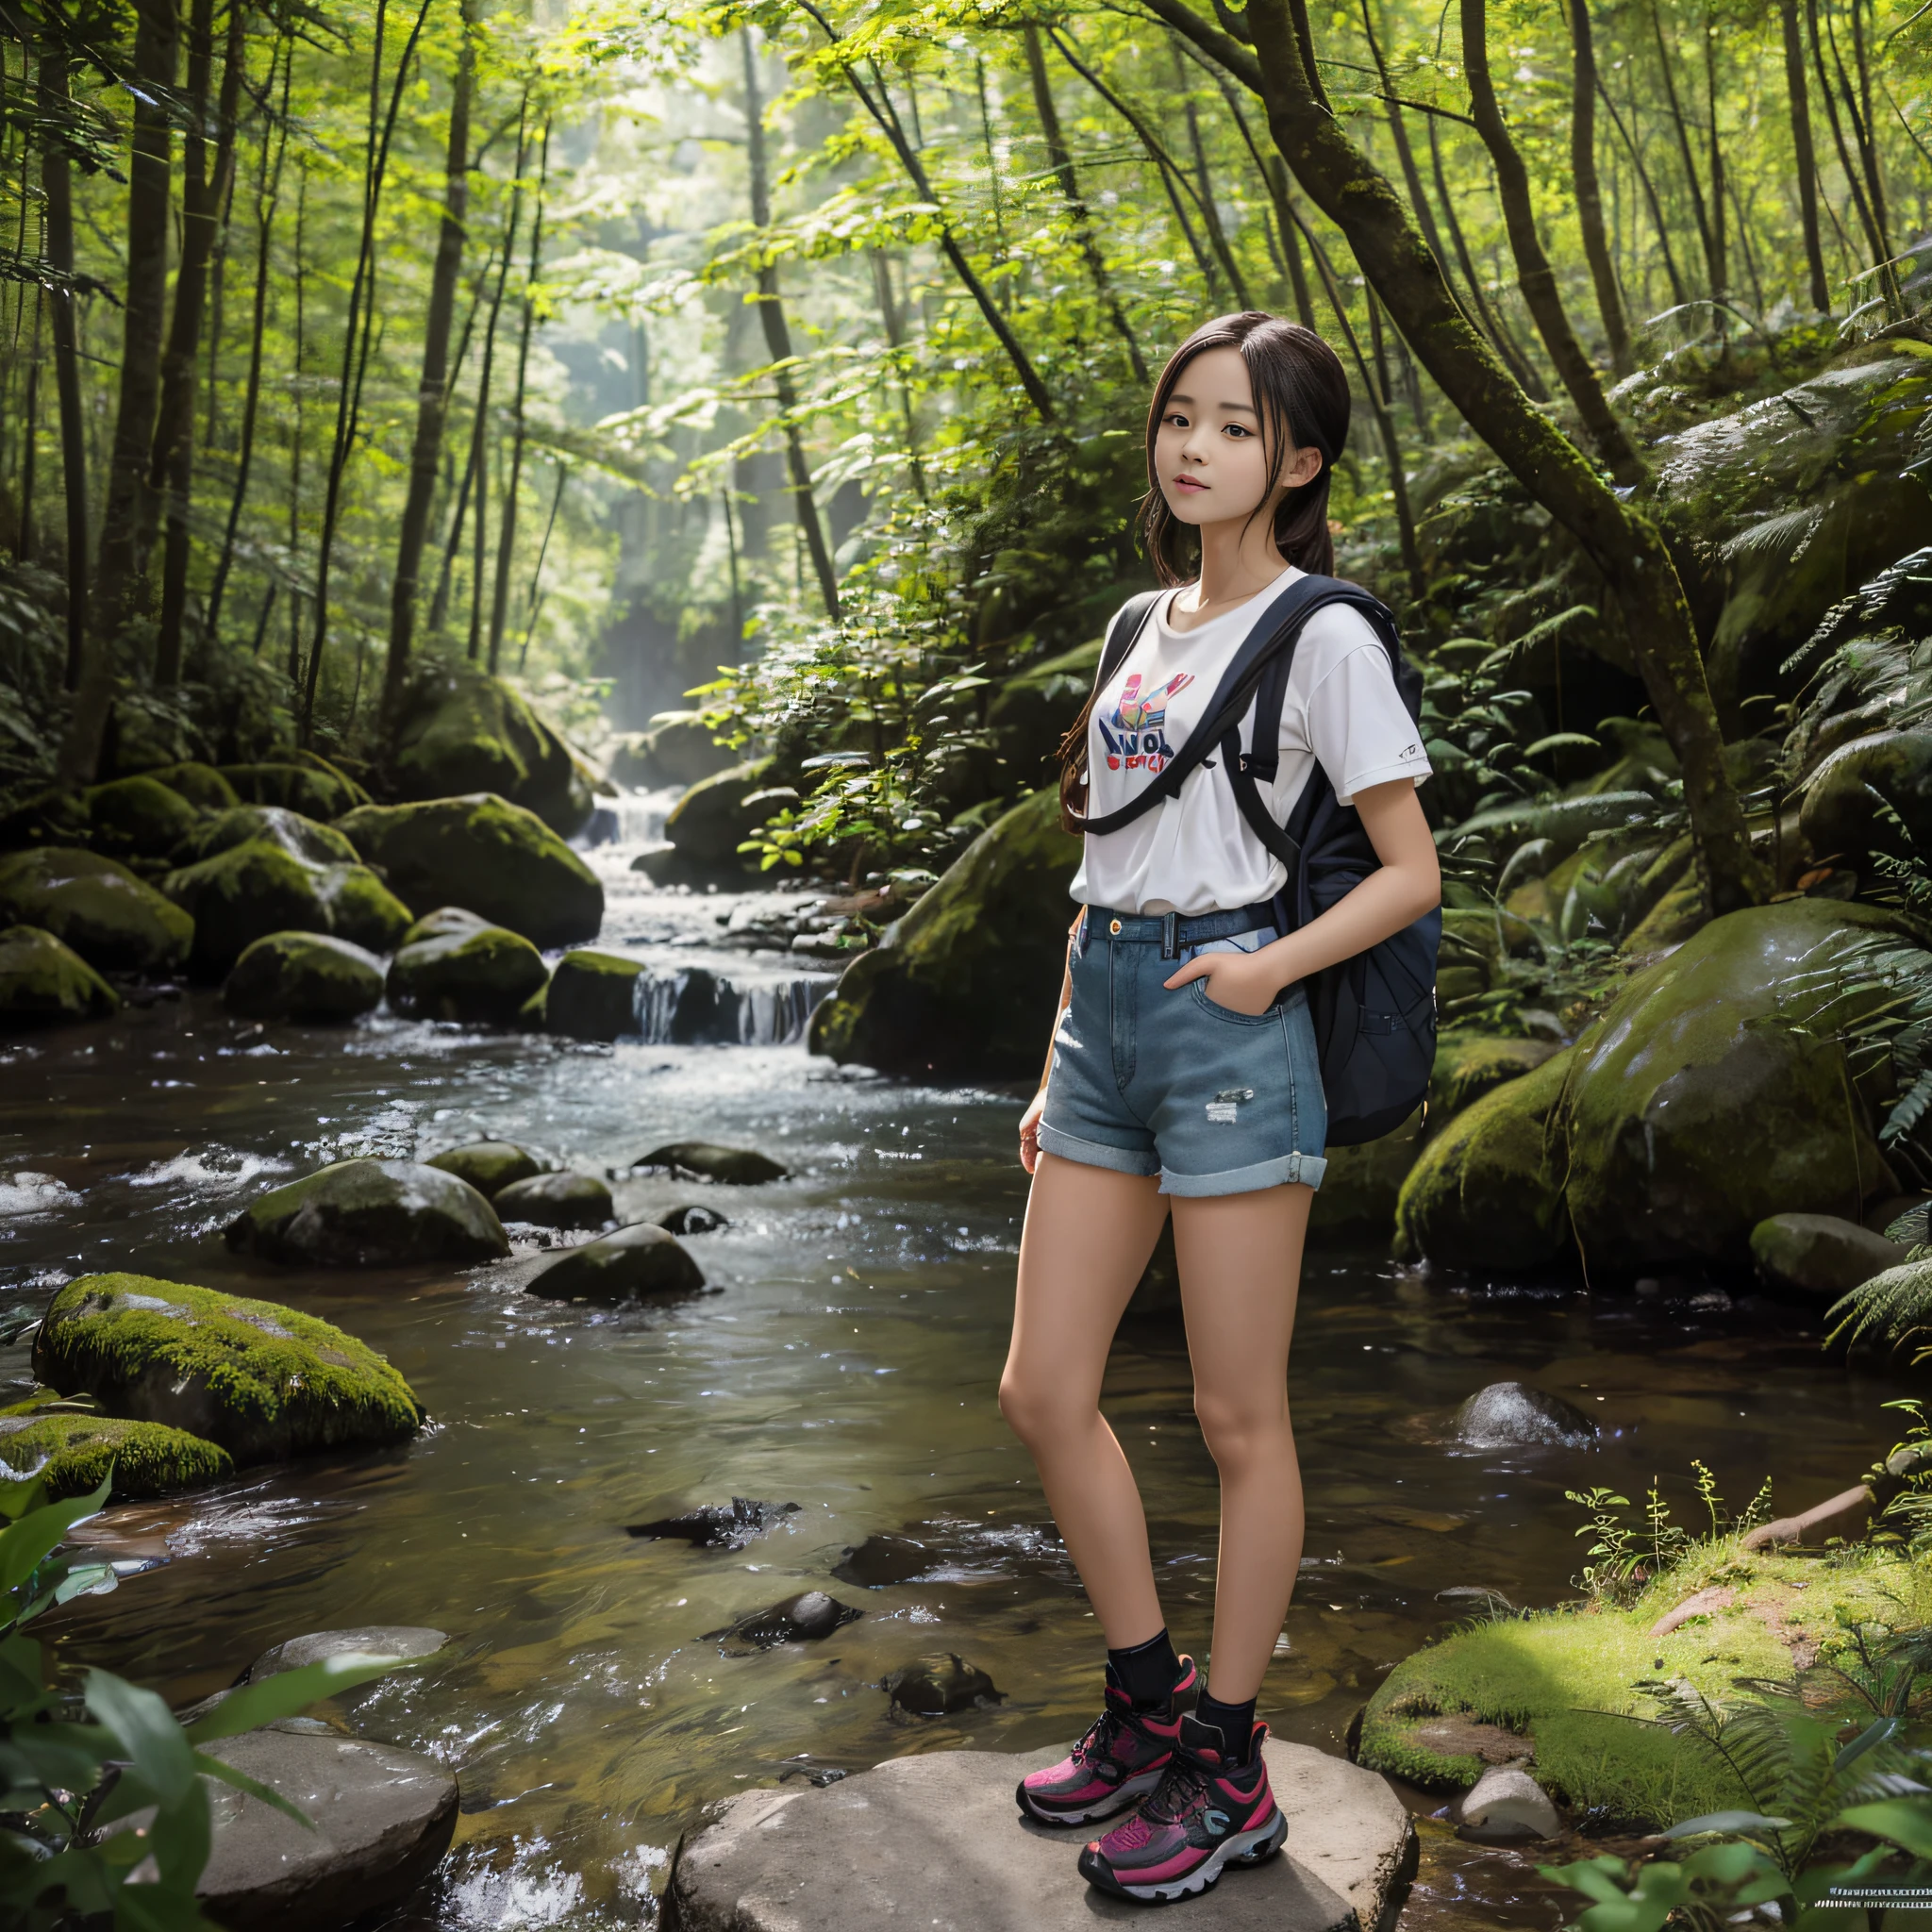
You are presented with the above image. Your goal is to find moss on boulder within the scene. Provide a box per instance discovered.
[388,921,547,1026]
[809,788,1082,1078]
[1428,1034,1560,1125]
[84,774,202,859]
[389,660,594,836]
[425,1141,550,1196]
[142,760,241,811]
[218,760,365,820]
[0,846,192,974]
[334,793,601,948]
[1358,1543,1931,1827]
[1561,899,1903,1272]
[0,924,121,1025]
[224,931,386,1023]
[1749,1211,1908,1297]
[185,804,359,867]
[32,1274,425,1464]
[0,1403,234,1499]
[1395,1050,1574,1271]
[225,1158,508,1267]
[544,949,644,1041]
[663,758,781,871]
[162,837,410,977]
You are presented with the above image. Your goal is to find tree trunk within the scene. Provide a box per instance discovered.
[1461,0,1640,480]
[1806,0,1891,307]
[1567,0,1632,374]
[870,250,927,498]
[64,0,177,786]
[1427,116,1548,400]
[1840,0,1901,314]
[1143,0,1762,913]
[153,0,247,683]
[37,42,88,688]
[16,295,41,563]
[386,0,475,722]
[743,30,840,622]
[1595,75,1690,308]
[1777,0,1831,310]
[1650,4,1719,297]
[488,117,547,673]
[1021,25,1146,382]
[1703,13,1727,310]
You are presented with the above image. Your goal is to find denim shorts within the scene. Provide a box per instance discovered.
[1037,908,1328,1197]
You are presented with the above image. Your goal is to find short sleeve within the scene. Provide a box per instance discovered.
[1298,634,1432,807]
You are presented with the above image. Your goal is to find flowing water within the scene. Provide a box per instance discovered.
[0,821,1916,1929]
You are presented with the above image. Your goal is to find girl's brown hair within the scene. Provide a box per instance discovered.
[1058,311,1352,826]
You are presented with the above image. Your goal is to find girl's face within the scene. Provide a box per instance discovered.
[1152,344,1323,535]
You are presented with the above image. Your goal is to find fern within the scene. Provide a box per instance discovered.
[1827,1259,1932,1363]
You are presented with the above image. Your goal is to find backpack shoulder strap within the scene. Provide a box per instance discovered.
[1095,590,1162,691]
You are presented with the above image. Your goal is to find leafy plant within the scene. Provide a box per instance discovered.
[1565,1471,1774,1607]
[0,1474,411,1930]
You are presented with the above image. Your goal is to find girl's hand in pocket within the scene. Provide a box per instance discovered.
[1019,1087,1047,1173]
[1163,946,1286,1016]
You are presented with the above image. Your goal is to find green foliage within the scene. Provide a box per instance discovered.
[1565,1467,1774,1607]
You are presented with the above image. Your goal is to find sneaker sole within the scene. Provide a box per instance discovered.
[1015,1764,1167,1827]
[1078,1808,1288,1904]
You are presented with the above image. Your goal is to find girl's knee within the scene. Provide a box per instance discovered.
[1192,1389,1291,1471]
[999,1368,1089,1448]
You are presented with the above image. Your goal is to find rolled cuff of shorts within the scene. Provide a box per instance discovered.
[1037,1121,1161,1179]
[1159,1149,1327,1197]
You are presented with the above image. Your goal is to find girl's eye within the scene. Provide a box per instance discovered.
[1165,412,1189,428]
[1224,424,1252,439]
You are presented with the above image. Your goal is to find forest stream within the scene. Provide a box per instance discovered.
[2,810,1914,1930]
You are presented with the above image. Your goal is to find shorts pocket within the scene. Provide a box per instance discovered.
[1186,977,1280,1025]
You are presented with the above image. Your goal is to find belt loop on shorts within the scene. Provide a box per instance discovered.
[1160,910,1179,959]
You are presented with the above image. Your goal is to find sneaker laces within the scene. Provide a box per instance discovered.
[1072,1702,1126,1767]
[1141,1749,1213,1825]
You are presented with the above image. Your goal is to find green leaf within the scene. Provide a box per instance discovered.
[1663,1809,1792,1838]
[184,1651,414,1744]
[87,1669,197,1809]
[192,1749,315,1830]
[1833,1714,1902,1772]
[1838,1796,1932,1861]
[0,1474,111,1593]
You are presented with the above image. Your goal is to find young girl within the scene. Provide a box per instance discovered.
[1001,312,1441,1906]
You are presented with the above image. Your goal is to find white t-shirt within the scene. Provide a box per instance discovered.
[1071,568,1432,917]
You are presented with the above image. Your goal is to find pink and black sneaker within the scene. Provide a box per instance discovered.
[1015,1656,1199,1827]
[1076,1711,1287,1904]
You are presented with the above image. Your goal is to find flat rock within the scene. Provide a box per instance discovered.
[670,1742,1416,1932]
[247,1625,448,1682]
[195,1728,458,1932]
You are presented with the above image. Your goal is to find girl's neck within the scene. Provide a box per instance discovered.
[1172,516,1291,625]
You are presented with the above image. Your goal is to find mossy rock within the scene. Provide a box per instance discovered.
[1307,1111,1424,1246]
[608,713,733,791]
[224,932,386,1024]
[544,949,645,1041]
[986,639,1102,785]
[628,1141,788,1185]
[84,774,203,859]
[334,794,601,949]
[185,804,359,868]
[1749,1211,1909,1298]
[1358,1543,1931,1826]
[1427,1033,1559,1127]
[399,906,488,946]
[142,760,241,812]
[1395,1049,1574,1271]
[162,837,410,978]
[32,1274,425,1465]
[1617,870,1709,958]
[1562,899,1904,1273]
[663,758,780,871]
[225,1158,508,1267]
[0,847,192,974]
[809,789,1081,1078]
[425,1141,552,1197]
[0,924,121,1026]
[1799,729,1932,867]
[0,1405,234,1499]
[389,659,593,837]
[388,922,548,1026]
[494,1171,612,1230]
[218,761,365,820]
[525,1222,706,1302]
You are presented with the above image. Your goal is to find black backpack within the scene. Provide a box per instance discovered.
[1077,573,1440,1146]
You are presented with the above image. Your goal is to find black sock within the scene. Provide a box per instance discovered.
[1194,1690,1257,1761]
[1107,1628,1181,1709]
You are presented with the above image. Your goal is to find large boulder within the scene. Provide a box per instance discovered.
[1427,1033,1560,1124]
[142,760,241,811]
[388,659,593,837]
[224,932,386,1023]
[1750,1212,1909,1297]
[218,758,368,819]
[1559,899,1902,1272]
[334,794,601,948]
[608,712,734,790]
[387,918,547,1025]
[33,1274,424,1463]
[0,924,120,1025]
[493,1171,611,1229]
[83,774,202,859]
[809,788,1081,1078]
[225,1158,508,1267]
[184,804,360,868]
[162,838,410,977]
[425,1141,550,1196]
[0,1399,234,1499]
[0,846,192,974]
[663,758,781,872]
[1307,1112,1424,1245]
[525,1222,706,1302]
[1395,1050,1574,1271]
[544,948,645,1040]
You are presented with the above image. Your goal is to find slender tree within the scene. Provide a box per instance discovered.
[1566,0,1633,373]
[1777,0,1832,309]
[488,116,548,672]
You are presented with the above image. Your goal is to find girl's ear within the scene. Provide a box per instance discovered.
[1285,444,1324,490]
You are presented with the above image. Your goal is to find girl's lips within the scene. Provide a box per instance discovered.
[1172,475,1207,491]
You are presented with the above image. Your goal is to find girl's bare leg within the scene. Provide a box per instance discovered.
[1000,1152,1171,1647]
[1171,1182,1312,1701]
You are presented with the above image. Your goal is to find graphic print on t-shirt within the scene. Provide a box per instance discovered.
[1101,670,1194,774]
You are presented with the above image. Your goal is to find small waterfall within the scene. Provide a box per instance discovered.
[632,965,841,1045]
[575,785,680,851]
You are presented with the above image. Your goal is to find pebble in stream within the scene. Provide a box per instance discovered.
[705,1590,862,1652]
[627,1498,799,1548]
[834,1534,936,1588]
[881,1654,1003,1717]
[623,1141,788,1185]
[657,1203,730,1235]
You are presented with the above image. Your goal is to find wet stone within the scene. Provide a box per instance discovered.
[494,1170,613,1231]
[834,1533,935,1588]
[425,1140,550,1198]
[627,1498,798,1549]
[881,1653,1001,1717]
[1452,1380,1597,1449]
[658,1203,730,1235]
[706,1590,861,1651]
[525,1221,707,1303]
[246,1624,449,1682]
[626,1141,788,1185]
